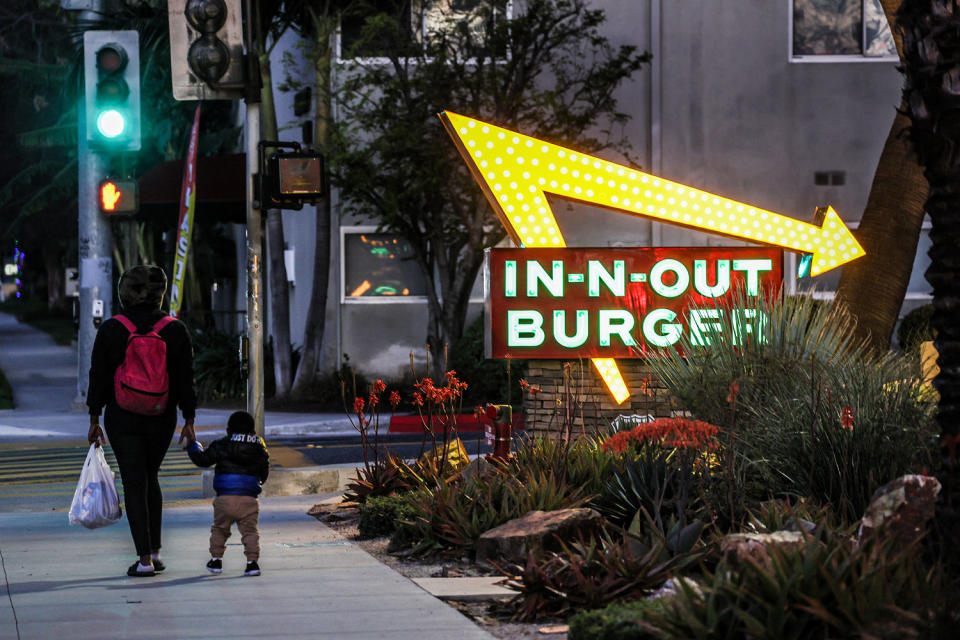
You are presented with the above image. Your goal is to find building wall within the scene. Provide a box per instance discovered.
[266,1,907,383]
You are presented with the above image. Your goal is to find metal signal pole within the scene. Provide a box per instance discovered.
[72,0,112,410]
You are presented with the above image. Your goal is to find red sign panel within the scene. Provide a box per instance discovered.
[485,247,783,359]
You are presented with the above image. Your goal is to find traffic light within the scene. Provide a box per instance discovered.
[84,31,140,151]
[98,179,139,214]
[168,0,245,101]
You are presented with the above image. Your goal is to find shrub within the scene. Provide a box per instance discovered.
[647,292,937,522]
[192,329,245,403]
[496,522,705,621]
[358,494,419,539]
[0,367,13,410]
[897,303,934,352]
[593,418,719,531]
[568,599,666,640]
[390,465,591,556]
[647,530,939,639]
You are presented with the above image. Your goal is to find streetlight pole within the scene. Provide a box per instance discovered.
[243,0,264,436]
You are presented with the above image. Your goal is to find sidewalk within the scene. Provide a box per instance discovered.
[0,494,495,639]
[0,312,356,442]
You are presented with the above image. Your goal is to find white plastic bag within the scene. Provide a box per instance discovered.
[69,444,122,529]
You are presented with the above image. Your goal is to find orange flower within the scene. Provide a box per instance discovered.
[726,380,740,405]
[601,417,720,453]
[389,390,401,409]
[372,379,387,394]
[412,392,424,407]
[841,406,854,430]
[353,396,364,415]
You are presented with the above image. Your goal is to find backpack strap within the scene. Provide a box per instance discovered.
[113,314,137,334]
[151,316,175,334]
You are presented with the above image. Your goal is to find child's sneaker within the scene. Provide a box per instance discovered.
[244,561,260,576]
[206,558,222,574]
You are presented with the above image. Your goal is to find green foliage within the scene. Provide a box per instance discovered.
[344,456,411,504]
[647,531,939,640]
[358,494,420,539]
[391,465,591,556]
[191,330,245,404]
[449,314,525,408]
[646,292,937,522]
[511,435,617,499]
[497,525,706,621]
[568,598,666,640]
[0,366,13,410]
[897,303,934,352]
[331,0,650,350]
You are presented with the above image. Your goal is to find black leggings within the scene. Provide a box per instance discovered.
[104,404,177,557]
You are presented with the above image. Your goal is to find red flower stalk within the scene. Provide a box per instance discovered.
[353,396,364,415]
[726,380,740,405]
[602,417,720,453]
[372,379,387,394]
[412,392,424,407]
[390,390,401,409]
[840,406,854,431]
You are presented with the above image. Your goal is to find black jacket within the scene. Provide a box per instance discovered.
[87,309,197,420]
[186,434,270,497]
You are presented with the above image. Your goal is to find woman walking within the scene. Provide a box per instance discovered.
[86,265,197,577]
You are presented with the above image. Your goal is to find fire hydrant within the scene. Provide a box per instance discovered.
[484,404,513,461]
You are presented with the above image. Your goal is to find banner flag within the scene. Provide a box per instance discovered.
[169,104,201,318]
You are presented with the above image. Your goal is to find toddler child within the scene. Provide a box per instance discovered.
[185,411,269,576]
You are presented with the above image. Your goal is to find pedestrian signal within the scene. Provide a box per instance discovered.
[99,179,138,214]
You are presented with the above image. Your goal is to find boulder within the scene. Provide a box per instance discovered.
[720,531,806,568]
[476,508,604,564]
[858,474,941,546]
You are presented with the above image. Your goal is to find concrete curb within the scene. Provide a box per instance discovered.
[201,464,357,498]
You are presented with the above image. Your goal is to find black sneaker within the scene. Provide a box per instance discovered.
[152,559,166,572]
[127,561,156,577]
[243,561,260,577]
[206,558,222,574]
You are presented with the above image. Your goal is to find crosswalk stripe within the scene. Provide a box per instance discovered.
[0,445,201,485]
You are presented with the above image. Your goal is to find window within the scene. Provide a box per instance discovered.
[791,0,896,60]
[337,0,500,60]
[788,219,932,309]
[342,228,429,301]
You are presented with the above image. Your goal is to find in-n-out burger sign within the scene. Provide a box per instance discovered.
[440,111,863,402]
[485,247,782,359]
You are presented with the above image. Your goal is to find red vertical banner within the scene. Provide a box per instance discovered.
[169,104,201,318]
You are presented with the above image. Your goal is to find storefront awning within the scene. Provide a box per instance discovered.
[138,153,246,224]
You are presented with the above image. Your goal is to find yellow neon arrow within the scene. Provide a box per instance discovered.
[439,111,865,277]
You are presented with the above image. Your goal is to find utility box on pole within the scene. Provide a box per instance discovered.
[168,0,246,101]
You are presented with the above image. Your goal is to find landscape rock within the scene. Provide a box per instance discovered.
[476,508,604,564]
[858,474,941,546]
[720,531,806,567]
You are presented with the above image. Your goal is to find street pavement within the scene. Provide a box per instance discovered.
[0,311,357,443]
[0,312,496,639]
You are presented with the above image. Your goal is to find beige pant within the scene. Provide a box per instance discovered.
[210,495,260,562]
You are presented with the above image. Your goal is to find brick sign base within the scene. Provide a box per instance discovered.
[522,360,677,438]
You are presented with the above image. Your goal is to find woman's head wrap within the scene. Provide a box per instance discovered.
[117,265,167,311]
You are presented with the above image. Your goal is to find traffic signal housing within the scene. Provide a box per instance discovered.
[84,31,140,151]
[99,179,139,215]
[168,0,246,101]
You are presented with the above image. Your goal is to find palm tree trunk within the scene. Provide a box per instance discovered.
[834,110,927,349]
[897,0,960,570]
[835,0,927,351]
[259,46,293,399]
[291,8,335,400]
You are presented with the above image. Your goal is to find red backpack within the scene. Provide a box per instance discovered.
[113,314,175,415]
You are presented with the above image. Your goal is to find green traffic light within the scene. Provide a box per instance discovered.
[96,109,126,138]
